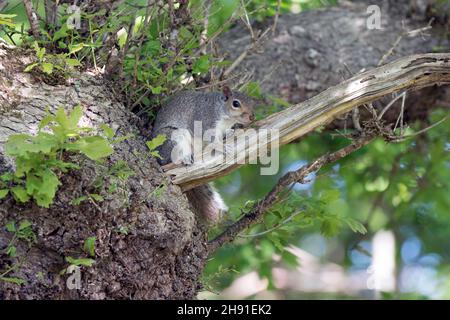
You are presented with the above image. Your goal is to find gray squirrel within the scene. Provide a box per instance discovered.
[152,87,256,223]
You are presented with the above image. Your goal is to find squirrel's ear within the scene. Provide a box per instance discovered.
[222,86,232,100]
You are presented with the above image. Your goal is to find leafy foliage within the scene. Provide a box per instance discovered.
[0,106,114,208]
[65,256,95,268]
[83,236,96,257]
[146,134,167,159]
[4,219,36,258]
[0,219,36,285]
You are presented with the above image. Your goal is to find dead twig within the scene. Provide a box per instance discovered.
[390,114,449,142]
[378,23,432,66]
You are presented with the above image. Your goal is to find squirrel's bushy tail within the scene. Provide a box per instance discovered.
[186,184,228,224]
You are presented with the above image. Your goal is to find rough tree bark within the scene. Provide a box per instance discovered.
[0,46,206,299]
[0,1,449,299]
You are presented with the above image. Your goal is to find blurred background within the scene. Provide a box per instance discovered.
[204,110,450,299]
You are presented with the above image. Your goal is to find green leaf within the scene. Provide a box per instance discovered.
[0,189,8,199]
[150,151,162,159]
[0,13,17,27]
[41,62,54,74]
[146,134,166,151]
[345,218,367,235]
[4,134,30,157]
[31,133,60,154]
[319,189,340,203]
[52,24,69,42]
[268,95,291,108]
[117,28,128,49]
[320,217,342,237]
[243,82,263,99]
[281,250,299,267]
[68,43,85,55]
[1,173,13,182]
[178,26,193,40]
[11,186,30,203]
[68,105,83,129]
[67,136,114,160]
[65,256,95,267]
[100,124,115,139]
[38,114,56,130]
[150,86,163,94]
[54,107,70,129]
[0,277,26,285]
[113,134,133,144]
[65,59,81,67]
[192,55,210,74]
[6,245,17,257]
[83,237,96,257]
[36,170,60,207]
[89,194,104,202]
[24,63,38,72]
[35,43,46,60]
[145,40,161,54]
[18,220,32,231]
[5,221,16,232]
[70,196,88,205]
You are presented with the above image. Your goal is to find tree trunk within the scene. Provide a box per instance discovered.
[0,0,449,299]
[0,44,207,299]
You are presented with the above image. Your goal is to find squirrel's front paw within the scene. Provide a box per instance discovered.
[181,153,194,165]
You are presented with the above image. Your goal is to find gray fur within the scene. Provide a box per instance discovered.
[152,90,255,165]
[151,89,255,223]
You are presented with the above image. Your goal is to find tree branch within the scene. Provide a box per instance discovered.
[208,135,375,253]
[164,53,450,191]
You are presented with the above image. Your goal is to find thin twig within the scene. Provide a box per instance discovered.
[240,0,255,40]
[377,92,406,121]
[391,114,449,142]
[272,0,281,35]
[238,210,302,238]
[199,0,212,55]
[393,91,406,134]
[222,27,271,78]
[378,24,432,66]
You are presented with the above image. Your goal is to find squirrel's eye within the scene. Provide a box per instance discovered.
[232,100,241,109]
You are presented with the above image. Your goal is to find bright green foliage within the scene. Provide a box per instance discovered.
[0,106,114,208]
[24,41,81,75]
[0,13,16,27]
[0,276,27,285]
[83,237,96,257]
[65,256,95,267]
[146,134,167,159]
[3,219,36,258]
[1,219,36,285]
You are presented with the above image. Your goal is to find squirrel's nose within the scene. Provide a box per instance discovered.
[249,114,255,121]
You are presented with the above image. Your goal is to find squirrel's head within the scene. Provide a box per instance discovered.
[222,86,256,125]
